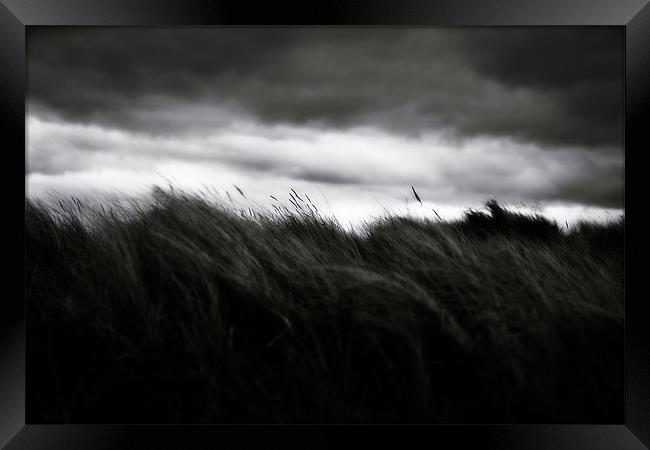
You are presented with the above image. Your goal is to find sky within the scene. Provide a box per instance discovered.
[26,27,624,228]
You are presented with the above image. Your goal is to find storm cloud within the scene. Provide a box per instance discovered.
[28,28,623,147]
[27,27,624,221]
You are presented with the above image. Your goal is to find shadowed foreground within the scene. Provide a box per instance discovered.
[26,190,623,423]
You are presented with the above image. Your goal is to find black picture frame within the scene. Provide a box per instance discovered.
[2,0,649,448]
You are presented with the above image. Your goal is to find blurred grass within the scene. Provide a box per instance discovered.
[26,188,623,423]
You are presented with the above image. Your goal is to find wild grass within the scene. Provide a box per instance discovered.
[26,187,624,423]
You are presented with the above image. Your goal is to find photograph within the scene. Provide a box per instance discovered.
[25,26,624,423]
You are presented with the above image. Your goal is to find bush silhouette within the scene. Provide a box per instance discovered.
[460,199,560,240]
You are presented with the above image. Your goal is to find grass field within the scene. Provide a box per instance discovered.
[26,188,624,423]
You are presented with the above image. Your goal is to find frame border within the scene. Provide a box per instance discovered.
[3,0,649,448]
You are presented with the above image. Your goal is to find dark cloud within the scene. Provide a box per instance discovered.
[290,168,365,186]
[461,29,622,89]
[549,159,624,208]
[28,27,623,150]
[456,28,624,148]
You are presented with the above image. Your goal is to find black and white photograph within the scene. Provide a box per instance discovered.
[25,27,624,423]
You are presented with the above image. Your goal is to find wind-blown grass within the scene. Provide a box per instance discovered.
[26,188,623,423]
